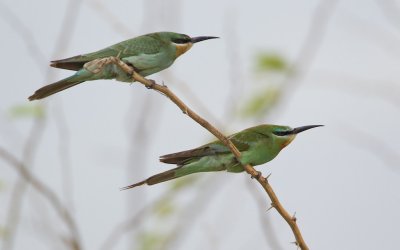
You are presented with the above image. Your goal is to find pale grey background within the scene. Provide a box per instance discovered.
[1,0,399,249]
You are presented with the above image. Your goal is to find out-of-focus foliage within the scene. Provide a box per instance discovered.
[241,86,281,118]
[240,52,290,118]
[138,231,166,250]
[256,52,288,73]
[135,176,199,249]
[0,226,6,239]
[169,175,196,191]
[151,177,198,219]
[9,104,44,119]
[154,199,175,218]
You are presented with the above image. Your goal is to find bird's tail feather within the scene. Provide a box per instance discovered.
[28,76,84,101]
[120,166,182,190]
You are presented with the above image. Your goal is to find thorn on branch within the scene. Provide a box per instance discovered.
[266,173,272,180]
[266,203,275,212]
[292,212,297,222]
[146,79,156,89]
[109,55,309,249]
[291,240,300,249]
[251,170,262,179]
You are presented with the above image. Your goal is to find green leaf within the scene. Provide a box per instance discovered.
[154,199,175,218]
[241,86,281,118]
[0,226,8,239]
[169,175,197,191]
[9,104,45,119]
[137,231,165,250]
[0,180,4,192]
[256,52,288,73]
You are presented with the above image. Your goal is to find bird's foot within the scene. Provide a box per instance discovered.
[126,62,138,73]
[84,58,105,74]
[84,57,120,74]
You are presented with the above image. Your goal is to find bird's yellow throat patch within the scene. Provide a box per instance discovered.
[175,43,193,57]
[281,135,296,149]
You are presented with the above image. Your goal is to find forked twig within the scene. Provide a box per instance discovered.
[101,57,310,249]
[0,147,82,250]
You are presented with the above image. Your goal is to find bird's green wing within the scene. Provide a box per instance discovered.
[159,136,250,166]
[50,34,164,71]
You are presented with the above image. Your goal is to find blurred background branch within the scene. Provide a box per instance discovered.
[0,147,81,250]
[1,0,400,249]
[0,0,81,249]
[103,56,310,249]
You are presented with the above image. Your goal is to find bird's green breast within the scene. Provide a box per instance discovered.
[89,33,179,77]
[232,125,291,166]
[122,47,177,76]
[239,137,282,166]
[119,38,177,77]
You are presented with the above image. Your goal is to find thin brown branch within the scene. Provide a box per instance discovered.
[100,183,187,250]
[2,118,46,250]
[0,147,82,250]
[0,2,47,70]
[102,176,223,250]
[85,0,133,37]
[246,171,308,249]
[51,0,84,214]
[246,179,285,250]
[106,57,309,249]
[1,1,82,248]
[53,104,75,212]
[271,0,338,119]
[335,123,400,172]
[375,0,400,34]
[0,3,48,250]
[163,71,225,129]
[99,201,149,250]
[290,0,338,72]
[223,8,244,121]
[162,176,222,250]
[86,0,221,129]
[308,70,400,109]
[340,10,400,60]
[123,93,159,246]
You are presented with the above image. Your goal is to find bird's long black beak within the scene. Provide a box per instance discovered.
[190,36,219,43]
[292,125,324,134]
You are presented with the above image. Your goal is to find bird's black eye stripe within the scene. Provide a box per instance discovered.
[273,130,292,136]
[173,38,191,44]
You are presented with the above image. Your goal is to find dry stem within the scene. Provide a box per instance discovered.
[0,147,82,250]
[109,57,310,249]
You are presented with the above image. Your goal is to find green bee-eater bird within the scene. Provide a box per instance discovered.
[28,32,218,100]
[121,124,322,190]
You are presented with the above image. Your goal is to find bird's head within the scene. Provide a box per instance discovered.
[158,32,219,57]
[268,124,323,149]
